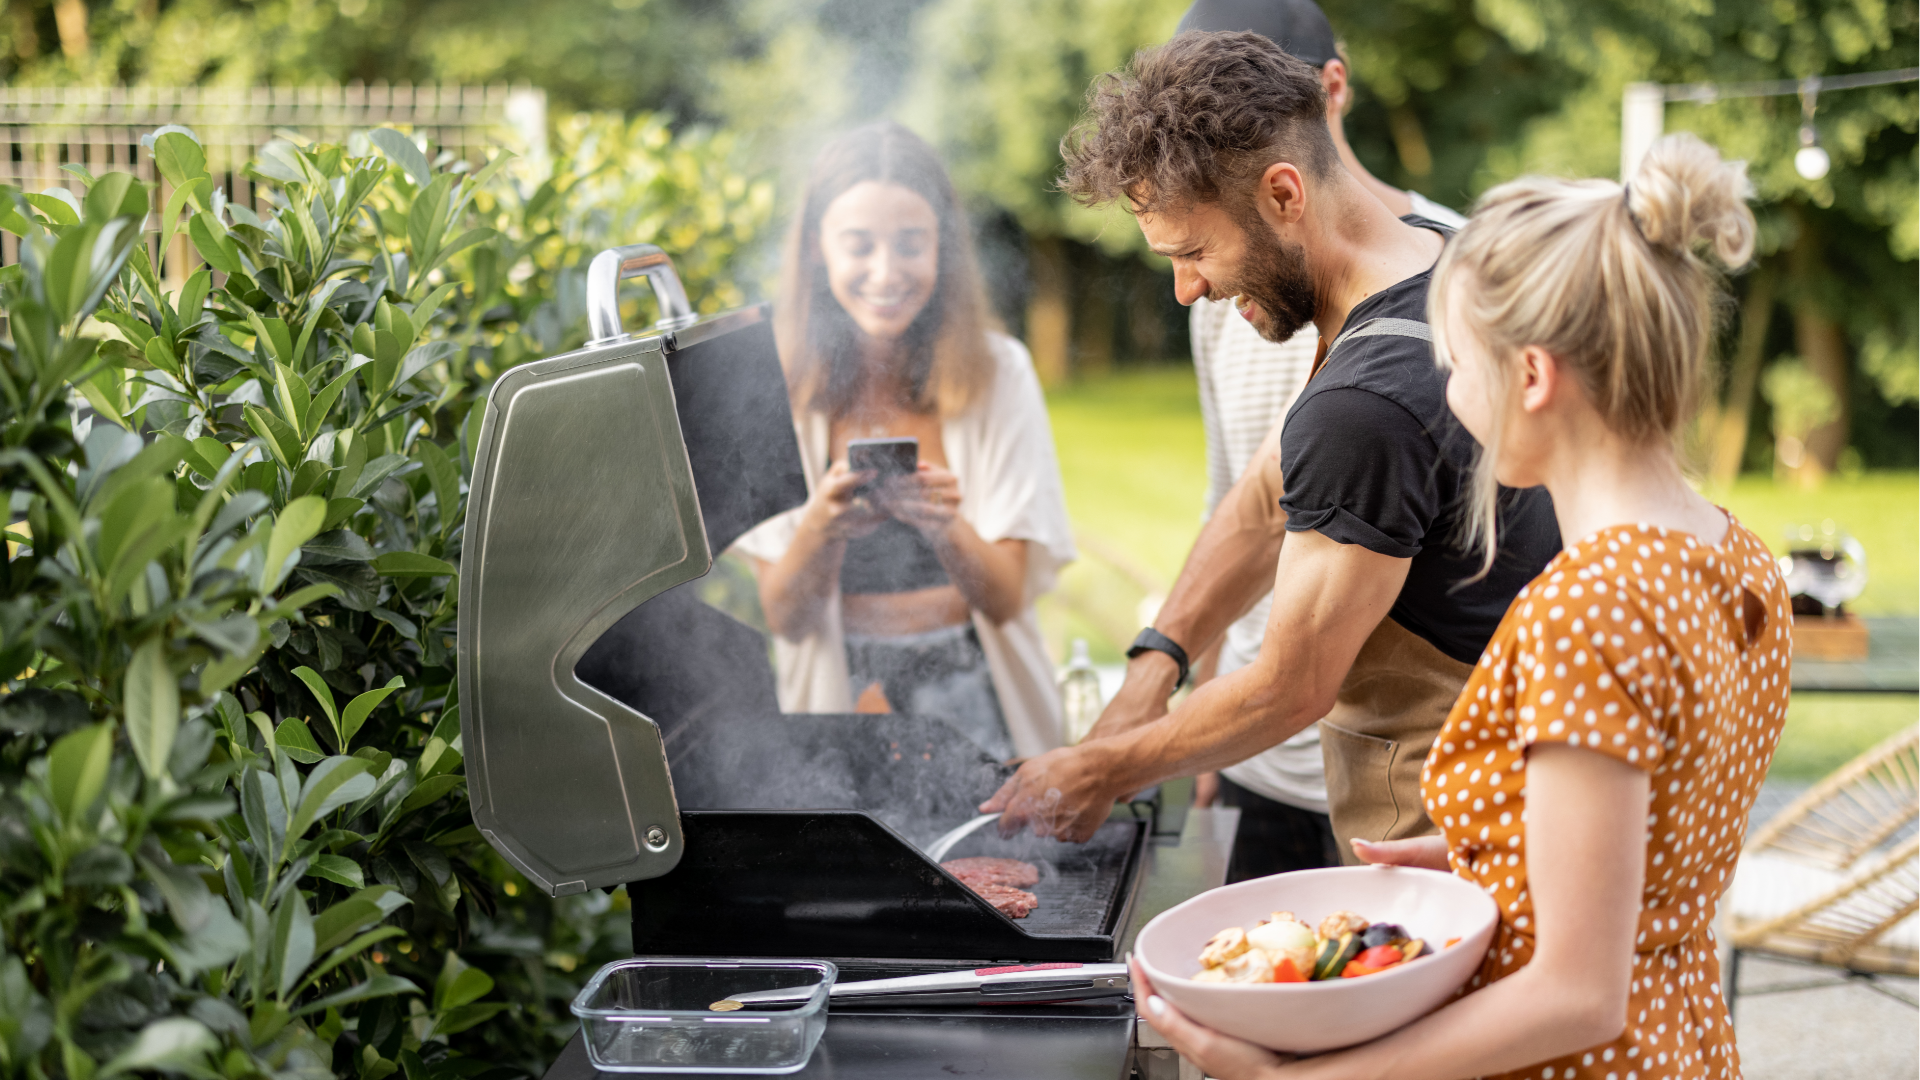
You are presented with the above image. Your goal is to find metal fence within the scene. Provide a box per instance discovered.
[0,83,547,276]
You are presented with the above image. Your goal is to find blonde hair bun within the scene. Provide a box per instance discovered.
[1626,133,1756,269]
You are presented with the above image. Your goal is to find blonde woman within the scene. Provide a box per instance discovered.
[1131,134,1793,1080]
[734,122,1074,761]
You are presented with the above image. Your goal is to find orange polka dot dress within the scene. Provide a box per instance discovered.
[1423,516,1792,1080]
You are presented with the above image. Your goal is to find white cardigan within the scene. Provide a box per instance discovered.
[731,333,1075,757]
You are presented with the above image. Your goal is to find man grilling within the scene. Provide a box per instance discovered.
[981,30,1560,855]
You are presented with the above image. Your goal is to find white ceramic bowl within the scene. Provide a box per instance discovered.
[1134,865,1498,1054]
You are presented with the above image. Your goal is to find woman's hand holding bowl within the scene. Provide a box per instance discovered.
[1129,957,1297,1080]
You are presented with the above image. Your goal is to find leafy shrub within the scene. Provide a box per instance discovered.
[0,117,775,1079]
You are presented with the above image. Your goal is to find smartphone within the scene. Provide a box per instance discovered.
[847,437,918,494]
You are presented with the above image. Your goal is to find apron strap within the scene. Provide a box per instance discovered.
[1327,316,1432,355]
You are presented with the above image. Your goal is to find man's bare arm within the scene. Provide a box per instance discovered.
[985,529,1409,840]
[1085,418,1290,740]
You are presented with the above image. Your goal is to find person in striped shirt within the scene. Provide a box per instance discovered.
[1176,0,1468,882]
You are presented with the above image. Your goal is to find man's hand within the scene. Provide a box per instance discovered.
[979,744,1122,843]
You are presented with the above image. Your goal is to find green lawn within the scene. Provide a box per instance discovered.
[1041,368,1917,782]
[1710,472,1917,616]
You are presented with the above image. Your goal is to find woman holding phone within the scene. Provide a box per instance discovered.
[734,121,1074,760]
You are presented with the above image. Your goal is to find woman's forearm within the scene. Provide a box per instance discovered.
[756,522,846,639]
[1277,960,1626,1080]
[932,525,1027,624]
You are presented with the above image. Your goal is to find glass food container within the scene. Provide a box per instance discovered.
[571,959,837,1074]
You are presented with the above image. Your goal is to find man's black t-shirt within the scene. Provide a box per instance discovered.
[1278,217,1560,665]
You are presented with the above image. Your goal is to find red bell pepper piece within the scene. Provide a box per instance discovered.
[1271,956,1306,983]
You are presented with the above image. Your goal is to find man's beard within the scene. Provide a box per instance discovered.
[1219,216,1316,344]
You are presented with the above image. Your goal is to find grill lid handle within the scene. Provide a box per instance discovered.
[586,244,697,343]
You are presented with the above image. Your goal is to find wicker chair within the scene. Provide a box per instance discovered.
[1724,726,1919,1011]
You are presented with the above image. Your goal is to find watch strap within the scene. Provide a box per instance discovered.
[1126,627,1191,687]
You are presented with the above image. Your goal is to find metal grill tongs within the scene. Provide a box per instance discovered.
[710,962,1130,1011]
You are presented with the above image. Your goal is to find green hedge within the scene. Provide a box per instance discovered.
[0,119,773,1079]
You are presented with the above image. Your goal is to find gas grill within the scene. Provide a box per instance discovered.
[457,246,1235,1078]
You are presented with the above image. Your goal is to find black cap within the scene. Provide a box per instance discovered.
[1175,0,1339,68]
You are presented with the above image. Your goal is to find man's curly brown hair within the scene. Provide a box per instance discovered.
[1060,30,1337,215]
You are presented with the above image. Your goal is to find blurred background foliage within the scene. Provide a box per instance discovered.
[1,0,1910,480]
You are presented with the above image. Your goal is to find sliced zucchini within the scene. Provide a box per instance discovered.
[1311,932,1361,980]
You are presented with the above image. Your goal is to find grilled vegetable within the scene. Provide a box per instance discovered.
[1399,939,1430,962]
[1353,945,1407,970]
[1200,927,1251,968]
[1359,923,1410,951]
[1316,910,1369,940]
[1311,932,1362,981]
[1271,956,1307,983]
[1247,915,1318,977]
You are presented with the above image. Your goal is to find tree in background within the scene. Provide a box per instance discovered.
[0,0,1912,463]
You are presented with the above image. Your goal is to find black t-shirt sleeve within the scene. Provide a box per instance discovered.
[1278,387,1440,559]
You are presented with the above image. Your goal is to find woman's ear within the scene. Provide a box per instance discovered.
[1518,345,1558,414]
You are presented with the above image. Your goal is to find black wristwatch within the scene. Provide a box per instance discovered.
[1126,627,1191,688]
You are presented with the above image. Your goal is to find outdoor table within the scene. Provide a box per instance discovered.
[1790,616,1919,694]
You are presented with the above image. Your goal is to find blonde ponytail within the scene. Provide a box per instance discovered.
[1430,133,1755,576]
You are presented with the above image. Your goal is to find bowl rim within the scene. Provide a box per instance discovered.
[1135,864,1498,993]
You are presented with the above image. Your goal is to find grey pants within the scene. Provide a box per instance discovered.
[845,623,1013,761]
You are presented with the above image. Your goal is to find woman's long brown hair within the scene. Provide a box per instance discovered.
[776,121,996,419]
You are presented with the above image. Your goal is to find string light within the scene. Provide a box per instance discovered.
[1795,76,1830,180]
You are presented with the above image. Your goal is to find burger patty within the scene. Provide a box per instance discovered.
[941,856,1041,889]
[941,857,1042,919]
[972,882,1039,919]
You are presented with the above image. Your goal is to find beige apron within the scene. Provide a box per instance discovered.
[1319,615,1473,863]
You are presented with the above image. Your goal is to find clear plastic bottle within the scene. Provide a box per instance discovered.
[1059,638,1104,745]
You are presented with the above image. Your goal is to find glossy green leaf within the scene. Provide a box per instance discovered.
[291,973,420,1019]
[23,191,79,226]
[397,773,464,816]
[262,495,327,592]
[312,885,409,955]
[124,639,180,781]
[272,892,317,1000]
[289,756,374,837]
[272,716,325,765]
[98,1018,216,1078]
[322,497,366,532]
[47,723,114,825]
[244,403,303,471]
[371,129,434,188]
[370,552,457,578]
[434,951,494,1012]
[308,854,366,890]
[341,676,405,749]
[182,436,231,480]
[187,211,244,275]
[152,131,210,189]
[82,172,148,223]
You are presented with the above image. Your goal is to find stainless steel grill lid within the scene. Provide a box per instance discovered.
[457,245,806,896]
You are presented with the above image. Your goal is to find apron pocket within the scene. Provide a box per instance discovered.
[1319,720,1403,862]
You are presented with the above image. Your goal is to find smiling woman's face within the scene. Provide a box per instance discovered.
[819,180,940,343]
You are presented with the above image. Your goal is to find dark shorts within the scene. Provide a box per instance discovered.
[845,623,1013,760]
[1219,776,1340,882]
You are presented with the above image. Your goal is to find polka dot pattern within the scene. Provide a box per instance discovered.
[1423,516,1792,1080]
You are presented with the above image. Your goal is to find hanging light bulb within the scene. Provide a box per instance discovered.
[1795,77,1830,180]
[1795,127,1830,179]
